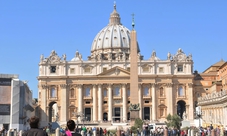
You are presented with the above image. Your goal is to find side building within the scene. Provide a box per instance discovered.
[38,4,195,127]
[0,74,34,131]
[197,60,227,127]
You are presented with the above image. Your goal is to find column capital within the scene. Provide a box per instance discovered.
[122,83,127,88]
[107,83,113,87]
[98,84,102,88]
[166,83,173,88]
[76,84,83,88]
[92,84,97,88]
[188,83,193,88]
[41,84,48,89]
[60,84,68,89]
[151,83,157,88]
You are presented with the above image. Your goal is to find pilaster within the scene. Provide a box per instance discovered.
[60,84,68,124]
[98,84,103,121]
[188,83,194,120]
[152,83,157,120]
[108,84,112,121]
[166,83,173,115]
[92,84,97,122]
[138,83,142,119]
[122,84,127,121]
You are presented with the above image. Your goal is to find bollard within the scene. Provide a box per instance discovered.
[14,130,17,136]
[132,133,134,136]
[81,130,84,136]
[93,130,97,136]
[19,130,23,136]
[55,128,60,136]
[7,129,11,136]
[188,129,190,136]
[190,129,194,136]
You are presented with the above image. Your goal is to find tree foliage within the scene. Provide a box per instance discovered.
[165,114,181,129]
[131,118,143,133]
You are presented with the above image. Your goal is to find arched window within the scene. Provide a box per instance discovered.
[51,88,56,98]
[70,88,74,98]
[143,87,149,96]
[178,86,184,96]
[114,87,120,96]
[85,87,91,97]
[160,87,164,97]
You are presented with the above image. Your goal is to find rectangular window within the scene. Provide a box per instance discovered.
[103,101,107,104]
[143,67,149,72]
[143,87,149,96]
[70,68,75,74]
[85,101,90,104]
[85,88,91,96]
[127,90,130,97]
[145,101,149,103]
[178,65,183,72]
[128,101,130,104]
[84,67,91,73]
[103,67,107,72]
[114,87,120,96]
[159,67,164,73]
[103,90,107,97]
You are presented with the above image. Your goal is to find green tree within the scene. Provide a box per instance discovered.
[165,114,181,129]
[131,118,143,133]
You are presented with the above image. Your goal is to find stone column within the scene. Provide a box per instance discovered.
[98,84,103,122]
[188,83,194,120]
[92,85,97,122]
[40,85,48,125]
[78,84,83,121]
[167,83,173,115]
[108,84,112,121]
[138,84,142,119]
[60,84,67,124]
[122,84,127,122]
[150,107,152,120]
[152,84,156,120]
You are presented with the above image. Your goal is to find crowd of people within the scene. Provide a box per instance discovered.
[2,116,227,136]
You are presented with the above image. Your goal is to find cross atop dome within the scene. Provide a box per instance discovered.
[109,1,121,25]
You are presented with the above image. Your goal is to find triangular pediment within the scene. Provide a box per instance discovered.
[98,66,130,76]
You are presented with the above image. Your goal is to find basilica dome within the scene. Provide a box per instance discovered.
[89,4,140,61]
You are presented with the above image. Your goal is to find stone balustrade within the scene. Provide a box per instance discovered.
[198,90,227,104]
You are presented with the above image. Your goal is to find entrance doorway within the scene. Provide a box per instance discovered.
[114,107,121,121]
[85,108,91,121]
[48,102,57,122]
[177,100,186,119]
[127,112,130,120]
[144,107,150,120]
[103,112,108,121]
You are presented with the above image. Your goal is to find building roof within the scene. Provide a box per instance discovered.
[203,59,225,73]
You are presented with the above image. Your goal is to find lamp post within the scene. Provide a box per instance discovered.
[195,107,202,136]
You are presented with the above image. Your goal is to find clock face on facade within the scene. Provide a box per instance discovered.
[178,54,183,60]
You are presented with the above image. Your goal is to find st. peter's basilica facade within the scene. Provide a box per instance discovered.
[38,4,194,127]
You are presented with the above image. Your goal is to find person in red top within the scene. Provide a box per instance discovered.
[103,128,107,136]
[180,130,185,136]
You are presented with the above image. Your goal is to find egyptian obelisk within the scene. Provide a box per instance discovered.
[130,15,140,125]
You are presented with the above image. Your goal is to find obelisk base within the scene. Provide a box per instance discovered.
[130,110,139,126]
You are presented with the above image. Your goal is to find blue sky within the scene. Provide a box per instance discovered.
[0,1,227,98]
